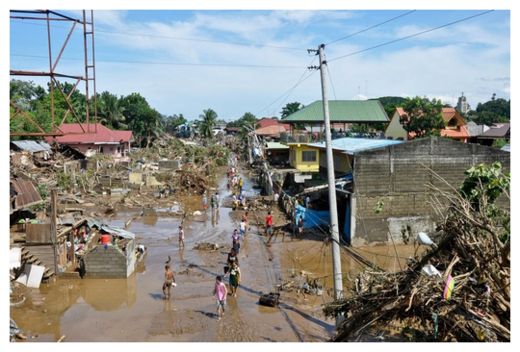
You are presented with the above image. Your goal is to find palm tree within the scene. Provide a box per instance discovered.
[97,91,127,129]
[198,108,218,140]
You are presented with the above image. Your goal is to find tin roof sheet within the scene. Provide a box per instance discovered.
[308,137,403,155]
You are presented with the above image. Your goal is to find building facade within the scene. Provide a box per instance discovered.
[456,92,470,115]
[46,123,133,161]
[349,137,510,246]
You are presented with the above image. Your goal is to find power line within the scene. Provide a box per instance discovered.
[96,28,304,51]
[326,10,417,45]
[269,70,316,117]
[10,18,305,52]
[328,10,495,62]
[256,56,317,116]
[11,53,303,69]
[326,64,338,100]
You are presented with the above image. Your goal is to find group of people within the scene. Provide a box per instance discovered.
[212,214,247,320]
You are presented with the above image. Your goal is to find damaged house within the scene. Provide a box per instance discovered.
[45,123,133,162]
[282,137,509,246]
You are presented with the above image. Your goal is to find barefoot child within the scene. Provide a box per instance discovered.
[214,275,227,320]
[162,264,176,299]
[229,262,241,297]
[178,225,185,249]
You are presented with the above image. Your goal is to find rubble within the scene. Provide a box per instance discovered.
[324,166,510,342]
[193,242,220,251]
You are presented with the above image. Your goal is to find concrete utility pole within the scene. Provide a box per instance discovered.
[314,44,344,307]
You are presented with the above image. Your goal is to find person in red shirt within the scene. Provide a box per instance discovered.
[265,211,274,243]
[99,233,111,248]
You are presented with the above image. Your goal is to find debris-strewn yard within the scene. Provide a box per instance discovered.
[324,163,510,342]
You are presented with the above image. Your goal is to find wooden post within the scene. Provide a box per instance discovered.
[50,189,58,276]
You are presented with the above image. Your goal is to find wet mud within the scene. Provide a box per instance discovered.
[11,169,418,342]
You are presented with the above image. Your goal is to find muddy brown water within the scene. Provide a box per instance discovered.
[11,171,418,342]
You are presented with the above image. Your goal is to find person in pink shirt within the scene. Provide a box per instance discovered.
[213,275,227,320]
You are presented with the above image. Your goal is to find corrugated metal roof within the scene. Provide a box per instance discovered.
[281,100,389,123]
[11,140,52,154]
[10,179,42,211]
[265,142,289,150]
[308,137,403,155]
[478,123,510,138]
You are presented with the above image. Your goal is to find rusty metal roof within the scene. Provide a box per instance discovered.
[10,179,42,211]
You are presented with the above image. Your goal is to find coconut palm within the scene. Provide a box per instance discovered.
[97,91,127,129]
[198,108,218,139]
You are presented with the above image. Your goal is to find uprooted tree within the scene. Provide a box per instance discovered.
[324,162,510,342]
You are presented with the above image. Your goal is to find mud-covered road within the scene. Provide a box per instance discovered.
[11,170,342,342]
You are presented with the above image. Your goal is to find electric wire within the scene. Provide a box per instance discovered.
[326,10,417,45]
[326,64,338,100]
[255,55,317,116]
[328,10,495,62]
[11,53,303,69]
[9,18,305,51]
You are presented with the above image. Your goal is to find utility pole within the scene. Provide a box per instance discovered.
[309,44,344,316]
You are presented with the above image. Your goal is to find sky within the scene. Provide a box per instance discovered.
[9,9,510,120]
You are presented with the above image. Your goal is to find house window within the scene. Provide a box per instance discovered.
[117,146,121,154]
[301,150,317,162]
[99,146,104,153]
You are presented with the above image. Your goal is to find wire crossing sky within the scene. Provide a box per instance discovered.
[10,10,510,120]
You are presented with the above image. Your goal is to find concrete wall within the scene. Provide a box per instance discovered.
[84,242,135,278]
[351,137,510,246]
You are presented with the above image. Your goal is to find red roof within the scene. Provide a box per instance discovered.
[45,123,133,145]
[440,125,470,139]
[254,125,287,136]
[396,107,464,125]
[257,118,290,130]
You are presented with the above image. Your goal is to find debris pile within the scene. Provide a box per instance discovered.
[193,242,220,251]
[324,163,510,342]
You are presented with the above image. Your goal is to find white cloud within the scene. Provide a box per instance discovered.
[15,10,507,119]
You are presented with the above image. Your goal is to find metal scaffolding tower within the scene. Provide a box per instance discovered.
[10,10,98,137]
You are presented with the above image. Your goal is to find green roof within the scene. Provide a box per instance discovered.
[281,100,389,123]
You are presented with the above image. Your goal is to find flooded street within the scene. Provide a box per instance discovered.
[11,167,421,342]
[11,170,339,342]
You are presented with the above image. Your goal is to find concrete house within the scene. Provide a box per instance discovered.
[83,224,137,278]
[46,123,133,161]
[348,137,509,246]
[385,107,470,142]
[288,143,321,173]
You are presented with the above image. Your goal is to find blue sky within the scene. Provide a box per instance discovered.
[10,10,510,120]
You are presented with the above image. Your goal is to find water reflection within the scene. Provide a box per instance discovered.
[81,276,137,312]
[11,273,138,340]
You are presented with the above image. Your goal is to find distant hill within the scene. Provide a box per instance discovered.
[370,96,406,117]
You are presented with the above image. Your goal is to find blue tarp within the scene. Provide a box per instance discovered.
[295,204,330,229]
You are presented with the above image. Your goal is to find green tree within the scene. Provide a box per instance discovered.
[281,102,303,118]
[97,91,127,129]
[164,113,187,134]
[198,108,218,140]
[400,97,445,138]
[467,95,510,126]
[373,96,407,118]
